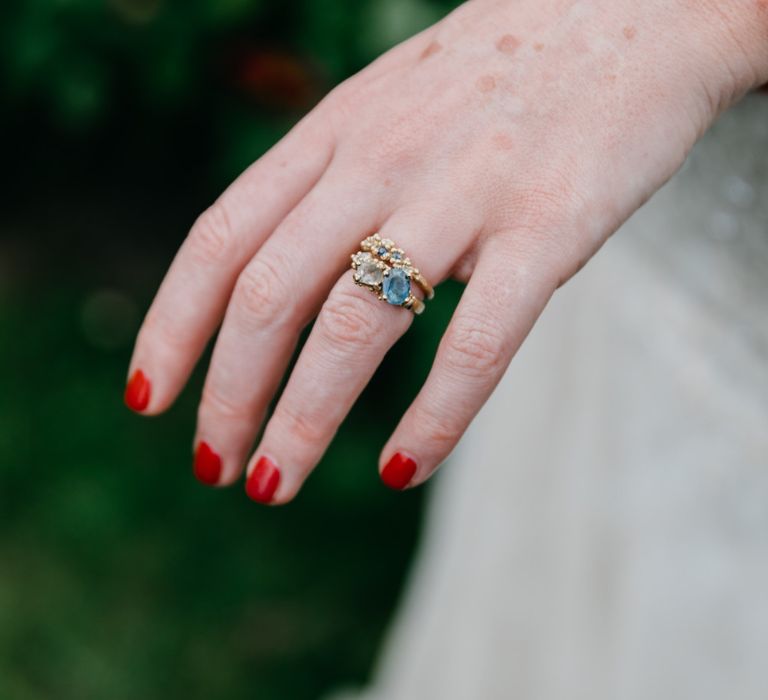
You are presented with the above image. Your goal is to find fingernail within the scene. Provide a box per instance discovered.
[245,456,280,504]
[194,441,222,486]
[124,369,151,412]
[381,452,417,490]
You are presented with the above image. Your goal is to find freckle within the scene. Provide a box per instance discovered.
[541,69,556,83]
[623,26,637,40]
[383,178,392,187]
[420,41,443,60]
[476,75,496,93]
[493,132,514,150]
[533,42,545,52]
[606,74,617,84]
[496,34,521,55]
[280,161,287,168]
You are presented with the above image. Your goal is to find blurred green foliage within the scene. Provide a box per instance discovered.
[0,0,464,698]
[0,0,454,130]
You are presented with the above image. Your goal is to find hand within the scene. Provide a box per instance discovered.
[125,0,768,503]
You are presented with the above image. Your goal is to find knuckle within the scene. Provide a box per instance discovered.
[413,402,461,451]
[496,164,587,241]
[323,80,358,125]
[234,256,292,326]
[189,200,236,264]
[323,76,383,136]
[364,131,413,172]
[362,121,421,173]
[317,288,383,351]
[490,173,592,292]
[200,385,248,422]
[508,184,573,235]
[336,108,424,175]
[140,308,193,355]
[274,403,327,446]
[442,316,508,379]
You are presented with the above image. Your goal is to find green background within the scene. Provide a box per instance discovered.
[0,1,464,698]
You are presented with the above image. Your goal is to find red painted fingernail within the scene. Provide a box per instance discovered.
[124,369,151,412]
[381,452,417,490]
[194,441,222,486]
[245,456,280,504]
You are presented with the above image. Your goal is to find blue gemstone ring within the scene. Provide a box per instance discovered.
[350,234,434,315]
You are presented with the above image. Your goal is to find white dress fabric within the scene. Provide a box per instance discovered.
[331,94,768,700]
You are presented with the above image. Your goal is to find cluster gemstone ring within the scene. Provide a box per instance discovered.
[350,234,434,315]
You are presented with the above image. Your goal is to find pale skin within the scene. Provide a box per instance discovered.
[126,0,768,503]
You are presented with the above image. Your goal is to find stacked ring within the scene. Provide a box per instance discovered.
[350,234,434,315]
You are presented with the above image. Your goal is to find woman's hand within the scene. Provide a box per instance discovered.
[125,0,768,503]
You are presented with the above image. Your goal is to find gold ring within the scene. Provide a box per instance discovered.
[350,234,433,315]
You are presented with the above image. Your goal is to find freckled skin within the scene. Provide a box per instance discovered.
[493,132,514,150]
[421,41,443,60]
[476,75,497,93]
[496,34,521,55]
[533,42,545,52]
[623,25,637,40]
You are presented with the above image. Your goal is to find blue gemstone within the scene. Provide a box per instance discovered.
[383,268,411,305]
[377,246,388,256]
[391,252,401,260]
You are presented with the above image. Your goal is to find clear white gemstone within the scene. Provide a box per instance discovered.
[358,261,384,286]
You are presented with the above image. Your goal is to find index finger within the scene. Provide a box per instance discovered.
[125,114,334,414]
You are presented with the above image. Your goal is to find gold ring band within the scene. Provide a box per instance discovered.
[350,234,433,315]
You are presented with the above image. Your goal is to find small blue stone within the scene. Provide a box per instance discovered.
[391,252,401,260]
[383,268,411,305]
[377,246,388,256]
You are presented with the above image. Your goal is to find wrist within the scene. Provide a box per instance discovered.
[695,1,768,105]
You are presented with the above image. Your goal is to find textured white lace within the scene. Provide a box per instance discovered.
[330,94,768,700]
